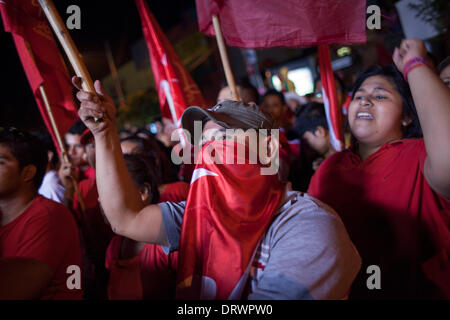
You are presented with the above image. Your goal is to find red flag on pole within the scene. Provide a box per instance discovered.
[0,0,78,152]
[135,0,206,126]
[318,45,344,151]
[196,0,366,48]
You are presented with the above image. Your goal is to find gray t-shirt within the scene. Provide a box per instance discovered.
[158,189,361,300]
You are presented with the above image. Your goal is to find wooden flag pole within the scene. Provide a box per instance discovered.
[212,15,240,101]
[38,0,95,93]
[39,85,86,213]
[104,41,126,109]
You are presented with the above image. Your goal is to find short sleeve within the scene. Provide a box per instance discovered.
[158,201,186,254]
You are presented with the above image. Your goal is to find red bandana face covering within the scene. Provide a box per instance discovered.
[176,140,284,299]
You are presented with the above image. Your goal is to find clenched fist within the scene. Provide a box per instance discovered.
[393,39,428,73]
[72,76,117,135]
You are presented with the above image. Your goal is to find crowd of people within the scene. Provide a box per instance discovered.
[1,39,449,300]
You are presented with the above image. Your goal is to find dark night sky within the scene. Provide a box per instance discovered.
[0,0,196,130]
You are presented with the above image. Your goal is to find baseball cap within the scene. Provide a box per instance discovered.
[181,100,276,144]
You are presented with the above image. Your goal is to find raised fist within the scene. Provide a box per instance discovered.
[72,76,117,135]
[393,39,428,73]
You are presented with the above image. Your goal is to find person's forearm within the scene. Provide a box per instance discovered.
[73,77,166,243]
[408,66,450,195]
[94,127,145,235]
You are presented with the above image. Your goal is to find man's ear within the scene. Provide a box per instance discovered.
[21,164,37,184]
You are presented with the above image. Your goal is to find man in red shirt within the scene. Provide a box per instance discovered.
[63,120,95,182]
[0,128,83,299]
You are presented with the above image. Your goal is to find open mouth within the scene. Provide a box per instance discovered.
[356,112,374,120]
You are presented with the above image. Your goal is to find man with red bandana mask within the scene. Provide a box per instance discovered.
[73,76,361,300]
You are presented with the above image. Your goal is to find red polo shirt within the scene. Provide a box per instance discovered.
[308,138,450,299]
[0,196,83,299]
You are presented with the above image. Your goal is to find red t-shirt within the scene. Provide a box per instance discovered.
[105,237,178,300]
[80,166,95,181]
[0,196,83,299]
[308,138,450,299]
[73,178,114,263]
[104,182,187,299]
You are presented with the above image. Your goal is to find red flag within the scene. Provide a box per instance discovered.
[0,0,78,153]
[196,0,366,48]
[136,0,206,126]
[177,140,284,299]
[318,45,344,151]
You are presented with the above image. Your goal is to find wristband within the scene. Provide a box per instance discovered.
[403,62,427,81]
[403,56,427,72]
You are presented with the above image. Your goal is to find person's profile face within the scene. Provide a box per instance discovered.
[0,144,23,196]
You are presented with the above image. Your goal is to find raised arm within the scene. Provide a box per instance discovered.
[393,39,450,199]
[73,77,167,244]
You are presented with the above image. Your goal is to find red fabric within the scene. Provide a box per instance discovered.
[343,94,352,113]
[196,0,366,48]
[105,237,178,300]
[0,196,83,299]
[80,166,96,181]
[376,42,393,66]
[177,140,284,299]
[104,183,188,300]
[159,181,190,203]
[308,139,450,298]
[106,252,143,300]
[73,178,114,261]
[0,1,77,153]
[135,0,206,125]
[318,45,344,151]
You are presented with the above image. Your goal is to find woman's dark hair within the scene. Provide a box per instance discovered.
[120,134,178,184]
[124,153,160,204]
[351,65,422,139]
[261,89,286,105]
